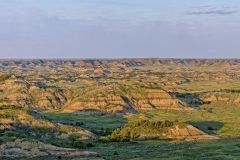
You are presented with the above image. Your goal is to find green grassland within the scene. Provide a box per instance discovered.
[128,103,240,136]
[2,102,238,159]
[2,60,240,159]
[89,139,240,160]
[42,111,127,135]
[31,139,240,160]
[42,102,240,137]
[0,106,96,149]
[177,80,240,92]
[1,104,240,159]
[35,102,240,159]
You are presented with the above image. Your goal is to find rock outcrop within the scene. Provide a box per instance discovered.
[200,91,240,105]
[0,75,191,113]
[1,59,240,113]
[0,76,68,109]
[64,88,190,113]
[128,89,188,110]
[0,139,100,158]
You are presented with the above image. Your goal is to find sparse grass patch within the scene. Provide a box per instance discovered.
[41,111,127,135]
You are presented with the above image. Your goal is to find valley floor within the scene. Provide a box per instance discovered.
[30,139,240,160]
[2,103,240,160]
[32,103,240,160]
[89,139,240,160]
[1,59,240,159]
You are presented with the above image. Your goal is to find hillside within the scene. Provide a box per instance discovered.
[105,120,218,141]
[1,59,240,159]
[2,59,240,112]
[0,105,98,158]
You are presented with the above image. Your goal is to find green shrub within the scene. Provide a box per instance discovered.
[76,122,84,126]
[207,126,214,130]
[72,140,86,149]
[109,120,177,142]
[86,143,94,147]
[113,151,119,155]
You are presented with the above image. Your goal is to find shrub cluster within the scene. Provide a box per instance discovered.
[101,120,178,142]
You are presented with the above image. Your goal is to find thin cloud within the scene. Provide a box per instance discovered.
[186,6,239,15]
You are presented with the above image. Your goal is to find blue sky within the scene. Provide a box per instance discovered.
[0,0,240,58]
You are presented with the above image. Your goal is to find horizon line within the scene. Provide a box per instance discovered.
[0,57,240,60]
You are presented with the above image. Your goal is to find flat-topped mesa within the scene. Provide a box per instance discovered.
[1,59,240,70]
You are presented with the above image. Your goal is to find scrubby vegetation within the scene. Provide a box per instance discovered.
[1,59,240,159]
[0,106,96,149]
[101,120,179,142]
[128,103,240,136]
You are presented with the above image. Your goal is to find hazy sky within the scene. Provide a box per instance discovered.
[0,0,240,58]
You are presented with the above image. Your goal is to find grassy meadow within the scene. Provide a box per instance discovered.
[31,139,240,160]
[42,102,240,138]
[34,102,240,159]
[42,111,127,135]
[128,103,240,136]
[177,80,240,92]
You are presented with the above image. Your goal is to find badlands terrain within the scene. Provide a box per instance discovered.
[1,59,240,159]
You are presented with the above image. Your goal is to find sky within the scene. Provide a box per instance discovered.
[0,0,240,58]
